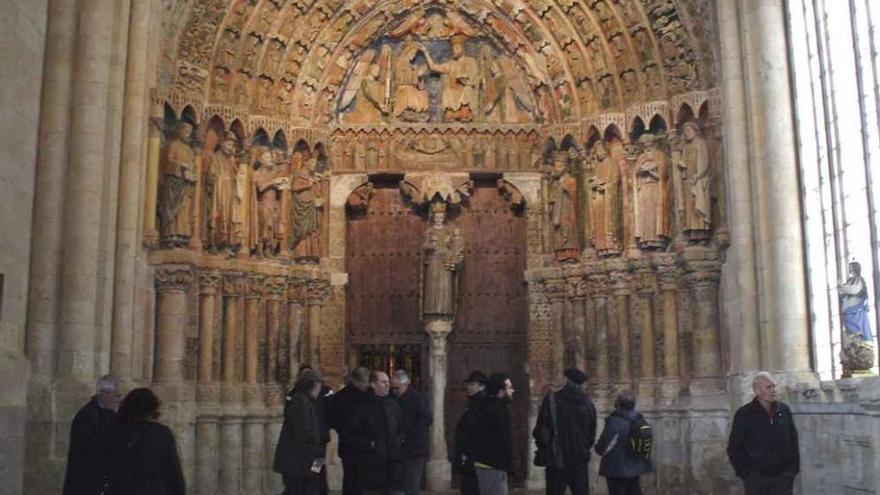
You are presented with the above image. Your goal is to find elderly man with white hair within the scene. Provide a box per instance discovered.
[391,369,431,495]
[726,372,800,495]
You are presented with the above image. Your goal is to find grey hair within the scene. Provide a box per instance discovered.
[751,371,774,387]
[350,366,370,385]
[96,375,120,395]
[393,369,411,385]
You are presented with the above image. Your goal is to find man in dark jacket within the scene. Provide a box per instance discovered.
[595,390,651,495]
[344,370,405,495]
[331,366,371,495]
[391,369,431,495]
[470,372,515,495]
[533,368,598,495]
[300,364,335,495]
[63,375,121,495]
[451,370,486,495]
[274,371,327,495]
[727,372,800,495]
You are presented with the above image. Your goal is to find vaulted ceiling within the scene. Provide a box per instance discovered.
[159,0,718,126]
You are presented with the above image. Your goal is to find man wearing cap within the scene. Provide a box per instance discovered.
[451,371,487,495]
[533,369,598,495]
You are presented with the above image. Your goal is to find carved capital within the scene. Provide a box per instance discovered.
[528,283,549,305]
[565,276,587,299]
[684,262,722,288]
[155,264,193,292]
[633,270,656,294]
[655,264,680,290]
[246,273,266,299]
[265,275,288,299]
[585,273,609,297]
[222,271,244,297]
[287,276,308,303]
[306,279,331,305]
[543,278,567,302]
[199,269,222,294]
[608,270,631,295]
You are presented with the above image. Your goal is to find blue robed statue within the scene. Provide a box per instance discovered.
[839,261,875,373]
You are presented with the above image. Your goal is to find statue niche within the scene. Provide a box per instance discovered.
[159,122,199,247]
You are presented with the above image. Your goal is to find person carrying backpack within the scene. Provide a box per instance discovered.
[594,390,652,495]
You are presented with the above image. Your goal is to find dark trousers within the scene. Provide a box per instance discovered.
[402,457,426,495]
[546,466,589,495]
[460,471,480,495]
[744,473,794,495]
[342,456,361,495]
[283,474,320,495]
[605,477,642,495]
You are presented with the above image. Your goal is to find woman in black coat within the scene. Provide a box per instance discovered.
[107,388,185,495]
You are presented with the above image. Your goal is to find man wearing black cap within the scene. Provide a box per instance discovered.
[451,371,487,495]
[533,368,598,495]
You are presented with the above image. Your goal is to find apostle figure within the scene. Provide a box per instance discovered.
[206,132,240,250]
[676,122,711,237]
[394,41,430,120]
[548,150,580,262]
[589,142,621,255]
[421,201,464,319]
[422,35,480,122]
[633,134,670,249]
[252,147,288,256]
[290,155,324,260]
[839,261,875,373]
[159,122,198,247]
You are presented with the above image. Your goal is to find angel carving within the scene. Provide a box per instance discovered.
[338,47,391,124]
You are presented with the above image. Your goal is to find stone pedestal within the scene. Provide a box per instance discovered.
[424,318,452,491]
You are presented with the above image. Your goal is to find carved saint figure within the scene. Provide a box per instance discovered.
[839,261,875,373]
[422,201,464,319]
[482,50,536,124]
[339,48,391,124]
[633,135,670,249]
[589,142,621,254]
[252,148,287,256]
[676,122,711,236]
[393,41,430,120]
[548,151,580,262]
[422,36,480,121]
[159,123,198,246]
[289,155,324,260]
[206,132,240,249]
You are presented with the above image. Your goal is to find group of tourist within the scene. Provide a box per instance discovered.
[61,367,799,495]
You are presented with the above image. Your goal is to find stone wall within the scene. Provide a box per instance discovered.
[0,1,49,493]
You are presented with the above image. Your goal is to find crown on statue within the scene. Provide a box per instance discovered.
[430,201,447,213]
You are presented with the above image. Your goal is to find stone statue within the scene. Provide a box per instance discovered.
[839,261,875,374]
[289,155,325,260]
[588,142,621,255]
[393,41,430,120]
[234,147,258,255]
[548,150,580,262]
[676,122,712,238]
[482,49,536,124]
[633,135,670,249]
[159,122,199,247]
[339,48,390,124]
[206,132,240,250]
[422,36,479,122]
[422,201,464,319]
[252,147,287,256]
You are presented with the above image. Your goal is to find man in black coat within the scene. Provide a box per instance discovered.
[727,372,800,495]
[330,366,371,495]
[300,364,335,495]
[391,369,431,495]
[595,390,651,495]
[274,371,327,495]
[63,375,121,495]
[344,370,406,495]
[451,370,486,495]
[533,368,598,495]
[470,373,515,495]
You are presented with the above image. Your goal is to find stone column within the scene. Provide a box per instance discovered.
[245,273,265,405]
[222,272,243,403]
[242,417,265,495]
[684,247,722,379]
[195,416,219,495]
[424,318,452,491]
[218,416,242,495]
[544,278,567,376]
[586,272,610,383]
[609,267,632,384]
[566,275,588,371]
[524,279,551,490]
[142,97,163,246]
[198,270,221,402]
[266,276,287,385]
[286,277,307,383]
[655,256,680,378]
[305,278,330,367]
[154,264,193,383]
[265,418,285,494]
[633,264,656,380]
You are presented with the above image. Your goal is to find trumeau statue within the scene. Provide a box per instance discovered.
[633,134,670,249]
[839,261,875,374]
[422,200,464,320]
[676,122,712,238]
[206,132,240,250]
[421,35,480,122]
[548,150,580,262]
[289,154,325,260]
[159,122,199,247]
[589,142,621,255]
[252,147,287,256]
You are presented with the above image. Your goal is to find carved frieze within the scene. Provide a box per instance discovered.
[155,264,194,292]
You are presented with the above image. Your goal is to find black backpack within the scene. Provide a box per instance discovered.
[627,415,653,460]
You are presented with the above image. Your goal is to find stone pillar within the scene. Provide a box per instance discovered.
[305,278,330,367]
[655,256,680,378]
[242,417,265,495]
[566,275,588,371]
[195,416,219,495]
[265,418,284,494]
[587,272,610,383]
[198,270,221,402]
[424,318,452,491]
[544,278,567,376]
[218,417,242,495]
[609,267,632,383]
[287,277,307,383]
[142,98,163,246]
[245,273,265,405]
[154,264,193,383]
[684,247,722,378]
[633,265,656,380]
[266,276,286,385]
[190,131,205,251]
[525,280,550,490]
[222,272,243,403]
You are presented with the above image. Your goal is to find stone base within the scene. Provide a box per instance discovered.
[425,459,451,491]
[0,351,30,495]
